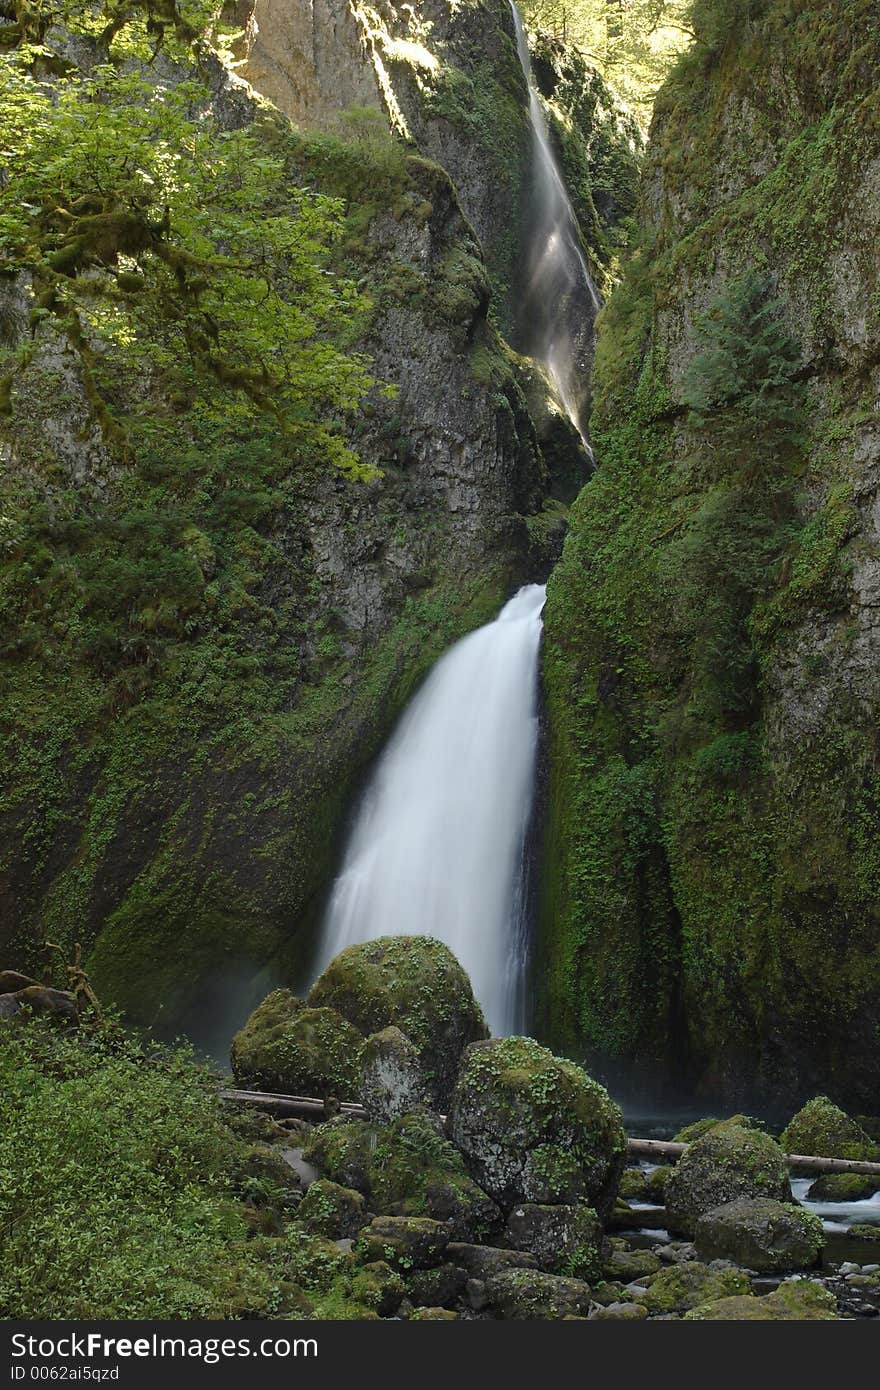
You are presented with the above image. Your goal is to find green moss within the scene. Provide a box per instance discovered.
[780,1096,879,1161]
[538,0,880,1105]
[638,1262,750,1315]
[230,991,363,1098]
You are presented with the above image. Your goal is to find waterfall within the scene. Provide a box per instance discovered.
[317,585,546,1036]
[509,2,600,448]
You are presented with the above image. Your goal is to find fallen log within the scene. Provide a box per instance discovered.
[219,1089,880,1178]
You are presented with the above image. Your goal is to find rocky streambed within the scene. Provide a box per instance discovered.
[226,936,880,1321]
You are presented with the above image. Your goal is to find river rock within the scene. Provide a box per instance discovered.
[807,1173,880,1200]
[635,1261,750,1315]
[0,971,38,993]
[589,1301,648,1320]
[446,1243,540,1278]
[0,993,21,1020]
[9,985,78,1022]
[360,1026,429,1123]
[308,936,487,1109]
[505,1202,603,1279]
[684,1280,838,1321]
[354,1215,451,1270]
[694,1197,824,1272]
[231,989,364,1098]
[296,1179,369,1240]
[447,1036,625,1215]
[780,1095,880,1161]
[618,1167,648,1201]
[603,1247,663,1281]
[404,1262,468,1309]
[665,1121,791,1236]
[483,1268,594,1320]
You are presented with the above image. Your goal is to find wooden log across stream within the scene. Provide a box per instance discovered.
[220,1088,880,1178]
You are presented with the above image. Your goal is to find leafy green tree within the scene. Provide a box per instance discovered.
[0,8,375,476]
[521,0,693,120]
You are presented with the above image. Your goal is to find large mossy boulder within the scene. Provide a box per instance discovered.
[230,990,363,1098]
[296,1179,369,1240]
[665,1122,791,1236]
[447,1037,625,1215]
[780,1096,880,1160]
[308,937,487,1109]
[354,1216,450,1271]
[694,1198,824,1272]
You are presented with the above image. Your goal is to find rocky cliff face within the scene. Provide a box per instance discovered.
[541,0,880,1109]
[0,4,635,1050]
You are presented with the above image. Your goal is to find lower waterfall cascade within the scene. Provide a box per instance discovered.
[317,584,547,1035]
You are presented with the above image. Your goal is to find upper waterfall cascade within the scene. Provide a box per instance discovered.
[318,585,547,1036]
[509,2,600,447]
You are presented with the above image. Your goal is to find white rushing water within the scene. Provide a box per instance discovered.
[318,585,546,1036]
[509,2,600,447]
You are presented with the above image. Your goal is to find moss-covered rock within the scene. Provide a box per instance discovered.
[618,1167,648,1202]
[665,1123,791,1237]
[684,1281,838,1321]
[309,937,487,1109]
[781,1096,880,1161]
[483,1268,593,1320]
[603,1247,662,1282]
[296,1179,369,1240]
[645,1165,672,1203]
[230,991,363,1098]
[505,1203,603,1280]
[354,1215,450,1271]
[694,1198,824,1273]
[302,1120,378,1196]
[589,1300,648,1320]
[447,1036,625,1215]
[404,1262,468,1310]
[368,1110,501,1242]
[807,1173,880,1201]
[636,1262,750,1315]
[360,1026,430,1123]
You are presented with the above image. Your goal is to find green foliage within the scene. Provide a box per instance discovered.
[0,1017,276,1318]
[523,0,693,122]
[0,51,374,471]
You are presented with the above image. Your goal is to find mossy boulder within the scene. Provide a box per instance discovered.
[505,1203,603,1280]
[618,1167,648,1201]
[483,1268,594,1319]
[589,1301,648,1320]
[296,1179,369,1240]
[302,1120,378,1196]
[603,1247,663,1282]
[309,937,487,1109]
[781,1096,880,1161]
[645,1165,672,1203]
[636,1262,750,1315]
[807,1172,880,1201]
[368,1110,501,1242]
[684,1281,838,1321]
[360,1026,430,1123]
[447,1037,625,1215]
[230,990,363,1098]
[848,1223,880,1241]
[665,1122,791,1236]
[694,1198,824,1272]
[354,1215,451,1271]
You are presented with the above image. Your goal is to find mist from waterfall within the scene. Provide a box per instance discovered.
[510,2,600,447]
[317,585,546,1036]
